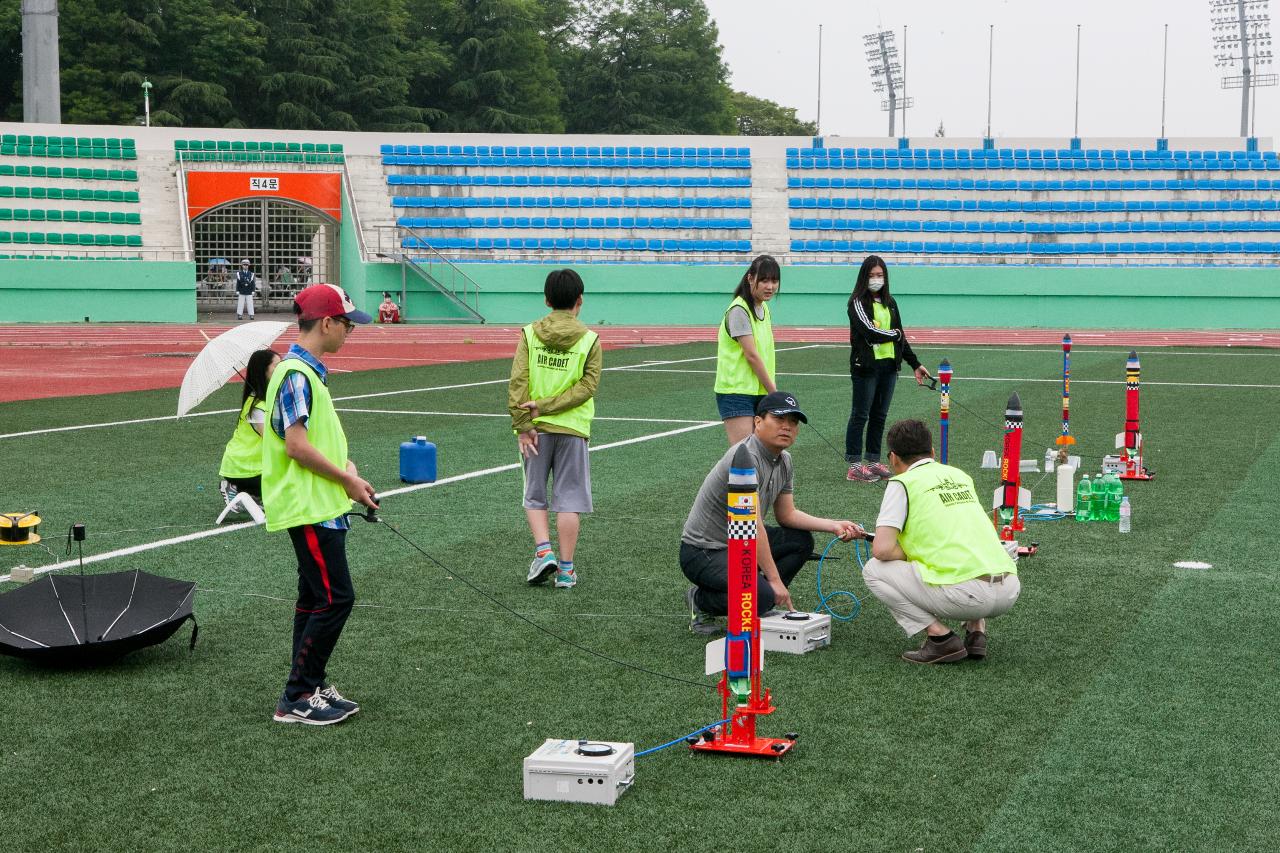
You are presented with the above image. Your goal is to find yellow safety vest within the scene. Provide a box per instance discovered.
[871,300,895,360]
[524,325,598,438]
[714,296,775,395]
[892,461,1016,585]
[218,398,266,479]
[261,359,352,531]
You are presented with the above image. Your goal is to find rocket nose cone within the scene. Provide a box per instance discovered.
[731,443,755,471]
[1128,350,1138,360]
[1006,391,1023,414]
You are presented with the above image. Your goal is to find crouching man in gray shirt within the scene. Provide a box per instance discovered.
[679,391,864,635]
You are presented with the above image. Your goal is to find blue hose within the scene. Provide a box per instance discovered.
[635,718,732,757]
[814,536,866,622]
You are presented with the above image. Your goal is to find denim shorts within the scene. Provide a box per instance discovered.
[716,393,765,420]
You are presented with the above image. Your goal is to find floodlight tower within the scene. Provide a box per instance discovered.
[1211,0,1276,136]
[864,29,910,137]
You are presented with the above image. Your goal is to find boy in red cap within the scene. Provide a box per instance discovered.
[262,284,378,725]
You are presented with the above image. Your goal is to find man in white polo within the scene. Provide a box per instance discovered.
[862,418,1021,664]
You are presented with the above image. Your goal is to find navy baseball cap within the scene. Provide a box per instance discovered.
[756,391,808,423]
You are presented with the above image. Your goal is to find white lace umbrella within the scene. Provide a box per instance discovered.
[177,321,291,417]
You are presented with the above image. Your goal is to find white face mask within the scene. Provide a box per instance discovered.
[868,278,885,293]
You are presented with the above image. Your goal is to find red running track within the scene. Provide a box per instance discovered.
[1,323,1277,403]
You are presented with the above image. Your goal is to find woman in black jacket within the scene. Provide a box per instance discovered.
[845,255,932,482]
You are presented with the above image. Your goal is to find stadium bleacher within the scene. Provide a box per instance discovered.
[175,139,345,164]
[0,137,144,258]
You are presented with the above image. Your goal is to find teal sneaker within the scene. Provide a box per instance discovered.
[527,552,557,584]
[685,586,723,636]
[554,567,577,588]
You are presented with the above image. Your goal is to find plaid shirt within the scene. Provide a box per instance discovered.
[271,344,349,530]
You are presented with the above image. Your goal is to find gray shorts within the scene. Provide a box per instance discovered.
[521,432,593,513]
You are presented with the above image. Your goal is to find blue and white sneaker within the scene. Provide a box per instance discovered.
[317,683,359,715]
[272,692,351,726]
[554,568,577,588]
[527,552,558,584]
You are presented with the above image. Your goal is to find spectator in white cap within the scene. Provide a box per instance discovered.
[235,259,257,321]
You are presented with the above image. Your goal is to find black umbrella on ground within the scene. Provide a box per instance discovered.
[0,570,198,666]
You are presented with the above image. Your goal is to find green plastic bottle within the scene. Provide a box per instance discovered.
[1075,474,1092,522]
[1091,475,1108,523]
[1106,472,1124,522]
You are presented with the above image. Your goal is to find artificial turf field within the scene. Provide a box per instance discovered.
[3,339,1278,852]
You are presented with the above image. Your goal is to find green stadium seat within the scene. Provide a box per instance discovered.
[13,210,28,221]
[331,143,343,153]
[244,141,259,151]
[94,234,110,246]
[0,209,10,220]
[0,145,14,155]
[106,138,121,149]
[0,188,10,198]
[47,187,62,200]
[108,212,125,224]
[29,232,45,244]
[1,134,13,144]
[125,212,141,225]
[92,190,108,202]
[91,137,106,148]
[92,169,108,180]
[107,190,123,202]
[124,170,138,181]
[13,188,29,199]
[12,166,27,177]
[13,232,28,243]
[200,140,216,151]
[17,135,31,144]
[31,166,46,177]
[77,234,93,246]
[30,188,46,199]
[29,210,45,221]
[46,210,62,222]
[175,139,189,150]
[270,142,285,152]
[126,235,142,247]
[45,233,61,245]
[110,234,127,247]
[231,141,246,151]
[0,233,8,243]
[59,136,74,147]
[76,137,90,147]
[0,166,11,176]
[122,149,137,160]
[302,143,316,152]
[124,191,139,202]
[286,142,301,152]
[92,211,109,224]
[122,138,135,149]
[215,140,230,151]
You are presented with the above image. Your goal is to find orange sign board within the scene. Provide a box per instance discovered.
[186,172,342,220]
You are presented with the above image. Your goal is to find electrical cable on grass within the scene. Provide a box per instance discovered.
[635,718,732,757]
[814,536,865,622]
[368,511,714,691]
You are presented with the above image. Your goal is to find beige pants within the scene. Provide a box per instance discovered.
[862,558,1021,636]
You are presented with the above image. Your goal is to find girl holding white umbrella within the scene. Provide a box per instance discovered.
[218,348,281,509]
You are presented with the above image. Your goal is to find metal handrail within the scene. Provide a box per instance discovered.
[374,226,484,313]
[173,153,194,261]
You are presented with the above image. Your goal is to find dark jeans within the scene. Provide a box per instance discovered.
[680,525,815,616]
[284,524,355,700]
[845,361,899,463]
[225,475,262,499]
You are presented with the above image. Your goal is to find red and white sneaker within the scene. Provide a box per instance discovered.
[847,463,880,482]
[866,461,892,479]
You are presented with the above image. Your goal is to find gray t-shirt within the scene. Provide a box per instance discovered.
[726,302,766,339]
[681,434,795,549]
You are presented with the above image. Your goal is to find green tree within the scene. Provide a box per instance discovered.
[434,0,564,133]
[729,90,816,137]
[561,0,732,135]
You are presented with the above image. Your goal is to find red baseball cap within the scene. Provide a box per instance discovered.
[294,283,372,324]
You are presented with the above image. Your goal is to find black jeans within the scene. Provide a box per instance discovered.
[680,525,815,616]
[845,361,899,463]
[284,524,355,701]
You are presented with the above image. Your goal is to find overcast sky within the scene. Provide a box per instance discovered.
[703,0,1275,142]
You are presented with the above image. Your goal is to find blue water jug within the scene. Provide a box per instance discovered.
[399,436,437,484]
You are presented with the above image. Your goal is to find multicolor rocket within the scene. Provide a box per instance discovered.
[938,359,952,465]
[690,443,795,759]
[1055,334,1075,449]
[992,392,1032,539]
[1114,350,1154,480]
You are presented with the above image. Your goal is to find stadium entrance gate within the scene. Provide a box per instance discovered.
[193,198,338,313]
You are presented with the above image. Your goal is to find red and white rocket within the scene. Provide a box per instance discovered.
[1055,334,1075,458]
[992,392,1032,541]
[690,443,795,759]
[1114,350,1154,480]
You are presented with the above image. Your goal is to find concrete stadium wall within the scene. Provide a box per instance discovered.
[0,259,194,322]
[388,262,1280,330]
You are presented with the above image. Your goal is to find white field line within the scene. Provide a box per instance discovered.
[0,421,721,582]
[811,343,1280,357]
[615,366,1280,390]
[336,407,713,425]
[1,345,815,440]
